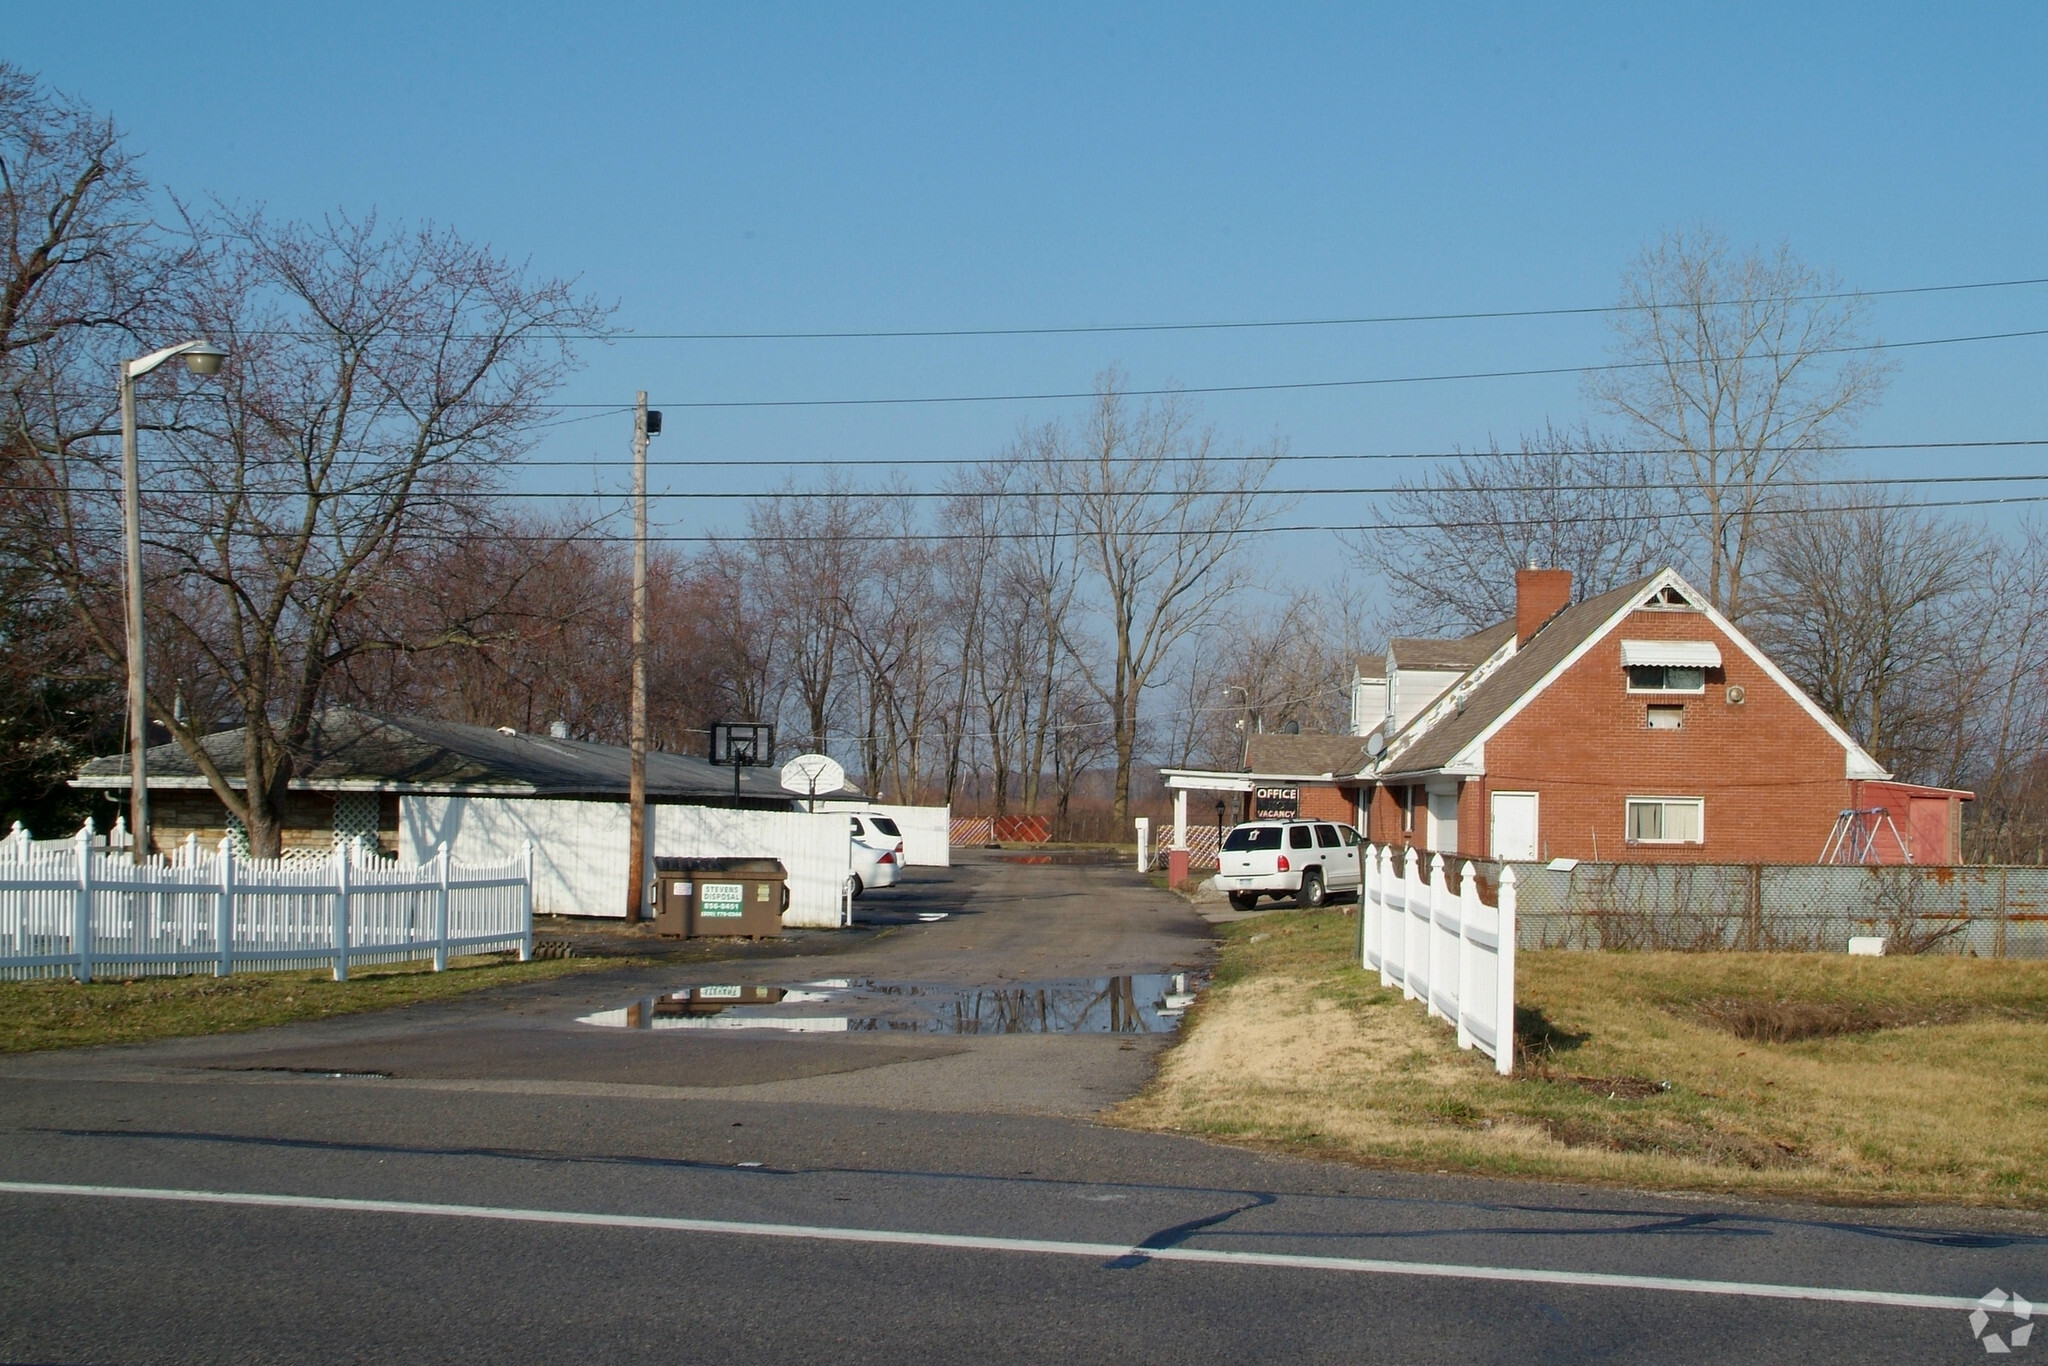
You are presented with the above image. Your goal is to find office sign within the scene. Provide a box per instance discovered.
[1253,785,1300,819]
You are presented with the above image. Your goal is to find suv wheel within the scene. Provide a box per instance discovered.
[1228,891,1259,911]
[1298,869,1326,909]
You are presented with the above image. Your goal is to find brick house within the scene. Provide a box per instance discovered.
[1359,566,1970,865]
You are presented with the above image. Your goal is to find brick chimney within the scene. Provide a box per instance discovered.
[1516,565,1573,645]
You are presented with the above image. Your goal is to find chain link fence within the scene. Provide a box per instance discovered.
[1498,859,2048,957]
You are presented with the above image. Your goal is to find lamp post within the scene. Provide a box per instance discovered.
[120,340,227,863]
[1214,798,1225,871]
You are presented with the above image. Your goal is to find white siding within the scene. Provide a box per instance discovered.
[400,797,852,928]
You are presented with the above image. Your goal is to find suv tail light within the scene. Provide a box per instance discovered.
[1277,854,1290,873]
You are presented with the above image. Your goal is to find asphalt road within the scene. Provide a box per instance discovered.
[3,850,2043,1364]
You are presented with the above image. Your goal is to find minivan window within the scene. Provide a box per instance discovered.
[1289,825,1314,849]
[1315,824,1341,848]
[1222,826,1281,851]
[870,816,902,837]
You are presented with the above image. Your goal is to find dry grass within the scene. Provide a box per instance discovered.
[1114,909,2048,1207]
[0,953,635,1053]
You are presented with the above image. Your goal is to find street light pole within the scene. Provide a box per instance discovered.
[119,339,227,864]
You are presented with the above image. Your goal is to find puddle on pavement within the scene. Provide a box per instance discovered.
[577,974,1198,1035]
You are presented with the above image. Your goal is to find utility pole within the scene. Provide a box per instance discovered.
[626,393,655,919]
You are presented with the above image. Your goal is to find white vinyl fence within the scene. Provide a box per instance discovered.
[1359,845,1516,1075]
[817,801,951,866]
[0,821,533,983]
[401,796,853,928]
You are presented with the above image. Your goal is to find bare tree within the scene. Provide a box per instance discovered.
[16,208,608,855]
[0,64,176,829]
[1590,228,1889,618]
[1050,372,1279,824]
[1357,424,1671,633]
[1749,497,1982,781]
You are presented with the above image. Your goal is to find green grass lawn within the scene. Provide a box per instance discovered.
[1116,907,2048,1207]
[0,953,638,1053]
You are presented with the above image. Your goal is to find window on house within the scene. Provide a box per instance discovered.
[1646,705,1685,730]
[1626,798,1704,844]
[1626,665,1706,693]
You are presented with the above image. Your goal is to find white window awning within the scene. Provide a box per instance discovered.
[1620,639,1722,668]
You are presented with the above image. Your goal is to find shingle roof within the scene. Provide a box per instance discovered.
[1353,654,1386,681]
[73,707,814,803]
[1387,620,1515,672]
[1243,733,1374,777]
[1379,576,1656,776]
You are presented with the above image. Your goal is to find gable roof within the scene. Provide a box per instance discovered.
[73,707,814,803]
[1379,578,1652,776]
[1353,654,1387,682]
[1388,620,1515,672]
[1376,569,1888,781]
[1243,733,1374,778]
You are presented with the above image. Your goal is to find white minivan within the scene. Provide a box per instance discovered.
[1214,820,1363,911]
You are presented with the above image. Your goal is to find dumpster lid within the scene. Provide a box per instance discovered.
[652,856,787,876]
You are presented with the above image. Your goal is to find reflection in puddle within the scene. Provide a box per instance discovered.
[577,974,1198,1035]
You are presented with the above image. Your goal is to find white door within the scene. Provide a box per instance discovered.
[1490,792,1539,862]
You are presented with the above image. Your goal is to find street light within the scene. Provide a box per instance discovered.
[120,339,228,863]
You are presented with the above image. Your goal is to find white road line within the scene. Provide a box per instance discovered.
[0,1180,1979,1313]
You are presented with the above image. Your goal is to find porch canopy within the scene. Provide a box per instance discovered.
[1158,769,1255,852]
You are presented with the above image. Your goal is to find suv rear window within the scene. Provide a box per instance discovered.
[869,816,902,837]
[1222,826,1281,851]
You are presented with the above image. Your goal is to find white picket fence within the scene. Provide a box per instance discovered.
[1359,845,1517,1075]
[0,821,533,982]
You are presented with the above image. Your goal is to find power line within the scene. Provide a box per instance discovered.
[107,435,2048,473]
[130,471,2048,502]
[221,272,2048,342]
[535,325,2048,409]
[132,491,2048,546]
[65,320,2048,412]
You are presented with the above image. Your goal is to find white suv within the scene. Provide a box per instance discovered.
[1214,820,1363,911]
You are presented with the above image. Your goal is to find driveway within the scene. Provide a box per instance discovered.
[3,849,2044,1364]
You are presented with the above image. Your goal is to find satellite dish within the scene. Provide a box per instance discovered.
[1364,731,1387,758]
[780,754,847,807]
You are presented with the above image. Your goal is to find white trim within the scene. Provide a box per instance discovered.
[1443,568,1889,781]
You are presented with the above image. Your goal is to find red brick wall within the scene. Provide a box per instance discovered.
[1298,783,1357,823]
[1457,607,1855,864]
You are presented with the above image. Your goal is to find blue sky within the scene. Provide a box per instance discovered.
[14,4,2048,568]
